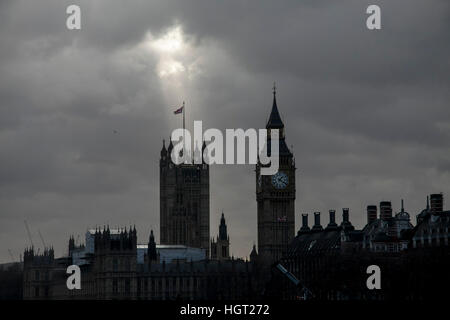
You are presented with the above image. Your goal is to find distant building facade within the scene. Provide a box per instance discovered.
[23,228,258,300]
[16,87,450,301]
[270,194,450,300]
[362,200,413,252]
[0,262,23,300]
[159,139,210,256]
[211,212,230,261]
[23,248,56,299]
[412,193,449,248]
[256,88,296,264]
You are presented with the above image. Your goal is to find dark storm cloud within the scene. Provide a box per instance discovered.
[0,0,449,262]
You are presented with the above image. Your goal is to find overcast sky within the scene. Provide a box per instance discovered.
[0,0,449,263]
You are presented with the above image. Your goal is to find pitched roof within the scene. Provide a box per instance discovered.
[266,94,284,129]
[285,228,342,258]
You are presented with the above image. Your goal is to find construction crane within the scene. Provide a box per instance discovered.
[38,229,46,248]
[24,220,34,248]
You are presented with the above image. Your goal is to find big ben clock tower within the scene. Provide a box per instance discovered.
[256,85,296,264]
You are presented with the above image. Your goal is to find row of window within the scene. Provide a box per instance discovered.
[28,269,50,281]
[33,286,49,297]
[112,258,132,271]
[413,237,449,247]
[112,278,131,294]
[211,245,228,257]
[420,227,449,235]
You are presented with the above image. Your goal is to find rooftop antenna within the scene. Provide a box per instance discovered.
[24,220,34,248]
[38,229,46,249]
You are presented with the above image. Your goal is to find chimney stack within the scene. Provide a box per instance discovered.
[299,214,310,233]
[312,212,323,231]
[342,208,349,223]
[380,201,392,220]
[430,193,443,214]
[340,208,354,230]
[367,205,377,224]
[326,210,338,229]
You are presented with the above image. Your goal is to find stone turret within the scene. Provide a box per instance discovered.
[147,230,158,263]
[211,212,230,260]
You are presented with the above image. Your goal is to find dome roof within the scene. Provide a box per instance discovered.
[396,211,410,219]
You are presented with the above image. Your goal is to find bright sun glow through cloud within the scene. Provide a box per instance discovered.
[148,25,188,78]
[152,26,184,53]
[141,24,204,119]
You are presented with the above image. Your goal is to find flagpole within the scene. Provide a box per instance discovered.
[182,101,185,156]
[182,100,187,246]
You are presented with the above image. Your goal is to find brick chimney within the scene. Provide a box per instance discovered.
[380,201,392,220]
[430,193,443,214]
[312,212,323,231]
[299,213,310,233]
[326,210,338,229]
[342,208,349,223]
[367,205,377,224]
[340,208,354,230]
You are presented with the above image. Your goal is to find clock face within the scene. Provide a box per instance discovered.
[272,171,288,189]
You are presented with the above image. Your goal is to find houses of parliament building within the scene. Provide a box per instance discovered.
[20,88,293,300]
[10,88,450,300]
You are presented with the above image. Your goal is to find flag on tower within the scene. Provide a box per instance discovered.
[173,106,183,114]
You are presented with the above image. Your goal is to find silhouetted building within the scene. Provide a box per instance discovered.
[23,228,257,300]
[0,262,23,300]
[256,87,296,264]
[362,200,413,252]
[412,193,449,248]
[15,86,450,301]
[23,247,55,299]
[273,209,362,300]
[269,194,450,300]
[211,212,230,260]
[160,139,210,256]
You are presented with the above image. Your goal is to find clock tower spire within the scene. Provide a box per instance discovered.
[256,85,296,265]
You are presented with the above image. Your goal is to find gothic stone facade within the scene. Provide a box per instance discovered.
[160,140,210,256]
[23,228,258,300]
[256,89,296,264]
[269,194,450,300]
[210,212,230,261]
